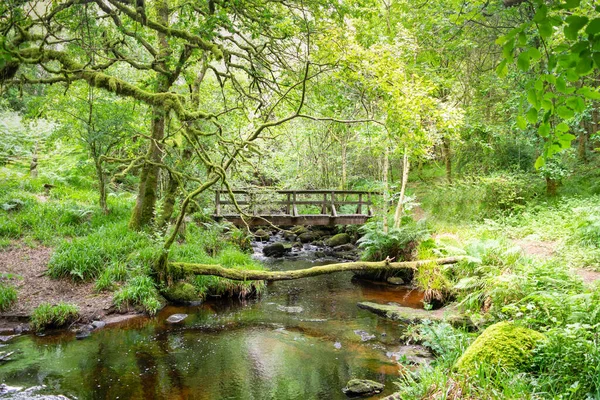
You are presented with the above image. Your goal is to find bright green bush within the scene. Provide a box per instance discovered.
[30,302,80,332]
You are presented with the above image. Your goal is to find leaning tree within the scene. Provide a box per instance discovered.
[0,0,354,272]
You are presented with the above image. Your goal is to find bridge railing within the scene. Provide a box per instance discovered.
[215,189,377,217]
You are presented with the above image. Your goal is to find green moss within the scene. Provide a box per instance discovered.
[454,321,546,374]
[163,281,201,303]
[325,233,351,247]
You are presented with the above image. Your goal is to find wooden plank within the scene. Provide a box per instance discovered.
[214,214,372,227]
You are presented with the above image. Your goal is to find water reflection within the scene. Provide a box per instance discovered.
[0,259,424,399]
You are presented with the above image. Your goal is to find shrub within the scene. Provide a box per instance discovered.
[533,323,600,398]
[358,219,429,262]
[0,283,17,311]
[113,275,162,315]
[30,302,80,332]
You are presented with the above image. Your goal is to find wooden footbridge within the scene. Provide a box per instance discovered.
[214,189,379,226]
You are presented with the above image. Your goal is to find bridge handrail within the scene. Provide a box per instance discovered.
[214,189,379,217]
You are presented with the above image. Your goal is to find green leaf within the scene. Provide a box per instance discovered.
[557,106,575,119]
[566,68,579,82]
[528,47,542,61]
[538,123,551,137]
[517,52,530,71]
[526,107,538,123]
[527,88,540,109]
[593,52,600,68]
[556,122,570,133]
[535,79,544,91]
[538,21,553,38]
[503,39,515,60]
[496,59,508,78]
[556,77,567,93]
[558,133,576,149]
[535,156,545,169]
[577,86,600,100]
[564,16,589,40]
[516,116,528,130]
[586,18,600,35]
[533,5,548,23]
[576,54,594,76]
[563,0,581,9]
[566,96,585,112]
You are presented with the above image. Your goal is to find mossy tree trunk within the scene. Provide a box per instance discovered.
[129,0,171,230]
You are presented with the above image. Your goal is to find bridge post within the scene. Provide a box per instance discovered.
[357,193,362,214]
[367,192,373,216]
[215,191,221,216]
[321,192,327,215]
[285,193,291,215]
[330,191,337,217]
[292,191,298,217]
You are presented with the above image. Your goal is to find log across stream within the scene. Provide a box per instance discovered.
[0,256,446,399]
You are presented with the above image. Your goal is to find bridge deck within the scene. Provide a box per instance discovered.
[213,189,378,226]
[215,214,371,227]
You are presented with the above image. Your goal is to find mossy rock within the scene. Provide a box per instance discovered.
[254,229,270,241]
[291,226,308,235]
[454,321,546,374]
[298,232,316,243]
[325,233,351,247]
[163,282,201,304]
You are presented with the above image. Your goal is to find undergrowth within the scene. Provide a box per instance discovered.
[30,302,80,332]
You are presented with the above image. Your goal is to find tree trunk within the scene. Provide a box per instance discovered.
[393,149,409,228]
[382,144,390,233]
[94,157,108,214]
[29,143,38,179]
[129,0,171,230]
[156,171,179,229]
[129,110,166,229]
[578,126,587,163]
[341,141,347,190]
[168,256,471,282]
[546,177,558,196]
[442,137,452,183]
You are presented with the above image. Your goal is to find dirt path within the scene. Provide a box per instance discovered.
[0,244,114,324]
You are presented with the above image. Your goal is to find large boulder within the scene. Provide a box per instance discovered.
[298,232,316,243]
[454,321,546,374]
[263,242,289,257]
[254,229,270,241]
[325,233,351,247]
[342,379,384,397]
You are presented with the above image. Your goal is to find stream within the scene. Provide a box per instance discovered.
[0,245,425,399]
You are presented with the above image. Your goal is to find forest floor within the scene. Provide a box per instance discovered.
[0,242,136,330]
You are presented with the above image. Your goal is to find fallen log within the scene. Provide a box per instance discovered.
[168,256,477,282]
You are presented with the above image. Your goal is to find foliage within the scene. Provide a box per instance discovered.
[0,282,17,312]
[48,222,158,281]
[163,282,200,304]
[358,219,429,262]
[30,302,80,332]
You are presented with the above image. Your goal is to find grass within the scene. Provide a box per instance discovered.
[0,282,17,312]
[392,173,600,399]
[113,276,162,316]
[30,302,80,332]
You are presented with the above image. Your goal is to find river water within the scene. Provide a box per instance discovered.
[0,254,424,400]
